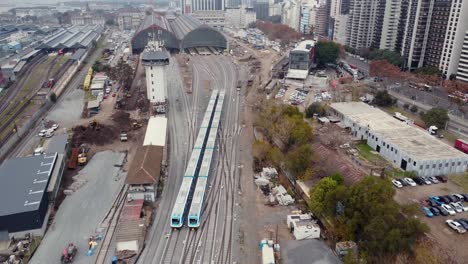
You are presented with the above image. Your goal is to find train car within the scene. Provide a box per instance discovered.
[170,148,201,228]
[187,93,225,228]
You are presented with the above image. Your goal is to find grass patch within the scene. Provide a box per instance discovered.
[22,236,42,263]
[449,173,468,192]
[355,142,386,163]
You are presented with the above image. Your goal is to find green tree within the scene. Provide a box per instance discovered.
[308,177,340,215]
[285,145,313,178]
[315,41,340,66]
[368,49,403,66]
[372,90,395,106]
[289,119,312,146]
[410,105,418,113]
[92,60,102,72]
[305,102,326,118]
[421,107,449,128]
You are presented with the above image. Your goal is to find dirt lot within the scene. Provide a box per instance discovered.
[394,181,468,263]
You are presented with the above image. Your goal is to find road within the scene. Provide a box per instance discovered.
[138,55,242,264]
[343,54,369,75]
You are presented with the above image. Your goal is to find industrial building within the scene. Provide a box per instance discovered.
[287,214,321,240]
[0,153,61,234]
[36,24,103,52]
[131,14,227,54]
[287,40,315,80]
[330,102,468,177]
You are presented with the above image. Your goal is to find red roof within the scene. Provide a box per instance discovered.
[121,199,144,221]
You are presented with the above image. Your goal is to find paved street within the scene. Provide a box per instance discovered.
[30,151,126,264]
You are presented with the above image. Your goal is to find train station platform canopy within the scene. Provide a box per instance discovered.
[36,25,103,51]
[131,13,227,54]
[169,15,227,50]
[131,14,180,54]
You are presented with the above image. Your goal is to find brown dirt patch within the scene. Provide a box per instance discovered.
[72,124,119,146]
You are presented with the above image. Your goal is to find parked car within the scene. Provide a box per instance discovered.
[446,219,466,234]
[430,207,440,216]
[453,194,465,202]
[462,194,468,202]
[404,178,417,186]
[414,177,424,185]
[458,218,468,227]
[435,175,448,183]
[435,205,449,216]
[426,199,436,207]
[428,176,439,184]
[439,196,451,204]
[421,177,432,185]
[455,219,468,230]
[448,194,460,202]
[51,123,59,130]
[430,196,443,206]
[450,202,463,213]
[442,204,456,215]
[398,179,409,186]
[421,207,434,217]
[392,179,403,188]
[454,201,468,212]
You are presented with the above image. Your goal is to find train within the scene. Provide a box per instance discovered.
[187,91,225,228]
[170,90,220,228]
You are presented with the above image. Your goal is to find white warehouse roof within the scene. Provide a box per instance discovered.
[143,116,167,146]
[331,102,467,161]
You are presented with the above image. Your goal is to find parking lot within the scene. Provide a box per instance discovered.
[394,179,468,262]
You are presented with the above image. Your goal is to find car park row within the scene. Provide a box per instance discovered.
[423,194,468,234]
[392,175,448,188]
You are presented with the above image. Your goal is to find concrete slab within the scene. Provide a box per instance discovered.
[282,239,342,264]
[47,89,85,129]
[30,151,126,264]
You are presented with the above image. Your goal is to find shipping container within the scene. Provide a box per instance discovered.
[454,139,468,153]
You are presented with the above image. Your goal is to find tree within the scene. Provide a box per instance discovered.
[369,60,406,80]
[309,177,340,216]
[421,107,449,128]
[92,60,102,72]
[414,66,442,76]
[372,90,395,107]
[368,49,403,66]
[285,145,313,178]
[403,103,410,110]
[49,92,57,103]
[109,59,134,89]
[305,102,326,118]
[410,105,418,113]
[315,41,340,66]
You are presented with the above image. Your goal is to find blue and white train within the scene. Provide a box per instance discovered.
[170,90,219,228]
[187,90,225,228]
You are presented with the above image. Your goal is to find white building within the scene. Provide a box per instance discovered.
[457,31,468,83]
[287,40,315,79]
[281,0,301,31]
[333,14,348,45]
[141,41,170,114]
[269,0,283,17]
[225,6,256,29]
[440,0,468,80]
[330,102,468,177]
[71,15,105,26]
[377,0,403,51]
[192,10,225,30]
[287,214,321,240]
[117,9,145,31]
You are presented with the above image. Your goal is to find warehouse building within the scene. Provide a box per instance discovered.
[330,102,468,177]
[0,153,60,234]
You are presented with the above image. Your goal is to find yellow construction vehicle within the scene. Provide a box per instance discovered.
[77,152,87,165]
[131,121,142,129]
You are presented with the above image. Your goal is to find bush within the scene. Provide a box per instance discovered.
[421,107,449,128]
[410,105,418,113]
[403,103,409,110]
[372,90,395,107]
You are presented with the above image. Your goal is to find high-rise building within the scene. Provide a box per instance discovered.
[226,0,242,8]
[333,14,348,45]
[372,0,404,51]
[457,31,468,82]
[400,0,433,70]
[191,0,224,12]
[424,0,452,69]
[315,2,330,39]
[439,0,468,80]
[281,0,301,31]
[346,0,380,50]
[253,0,270,20]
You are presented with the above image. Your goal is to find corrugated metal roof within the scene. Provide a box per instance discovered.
[143,116,167,146]
[169,15,202,40]
[120,199,144,221]
[0,153,57,216]
[70,48,87,61]
[126,146,163,185]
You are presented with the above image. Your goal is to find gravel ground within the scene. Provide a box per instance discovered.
[282,239,342,264]
[47,89,84,129]
[30,151,126,264]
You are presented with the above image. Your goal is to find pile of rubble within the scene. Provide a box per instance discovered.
[254,167,295,206]
[72,124,118,146]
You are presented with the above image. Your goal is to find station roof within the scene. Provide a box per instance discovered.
[143,116,167,146]
[292,40,315,53]
[169,15,202,40]
[331,102,468,161]
[126,146,163,185]
[170,15,227,50]
[37,25,103,50]
[0,153,57,216]
[70,48,87,61]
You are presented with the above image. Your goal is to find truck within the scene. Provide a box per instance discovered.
[454,139,468,153]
